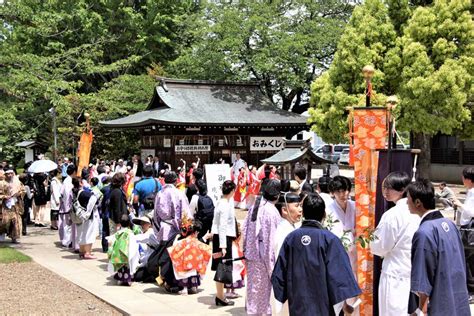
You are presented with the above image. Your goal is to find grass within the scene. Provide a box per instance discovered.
[0,245,31,264]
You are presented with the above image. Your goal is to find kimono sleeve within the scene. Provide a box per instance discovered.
[271,238,289,305]
[370,212,398,257]
[260,210,279,277]
[326,237,361,305]
[86,194,98,213]
[410,231,437,296]
[179,191,192,219]
[459,192,474,220]
[217,202,228,248]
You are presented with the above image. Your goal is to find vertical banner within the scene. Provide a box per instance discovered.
[204,164,231,204]
[76,130,93,176]
[351,108,387,315]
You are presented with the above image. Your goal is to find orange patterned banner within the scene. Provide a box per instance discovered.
[76,130,93,176]
[351,108,387,315]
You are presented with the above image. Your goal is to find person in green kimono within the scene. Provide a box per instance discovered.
[107,214,140,286]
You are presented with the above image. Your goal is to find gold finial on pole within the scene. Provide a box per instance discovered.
[362,65,375,80]
[362,65,375,107]
[386,95,399,110]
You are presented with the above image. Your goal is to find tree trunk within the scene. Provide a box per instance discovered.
[412,132,431,179]
[282,97,292,111]
[282,89,297,111]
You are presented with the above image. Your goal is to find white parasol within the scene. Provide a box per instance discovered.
[28,160,58,173]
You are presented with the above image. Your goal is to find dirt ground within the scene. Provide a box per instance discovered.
[0,262,122,315]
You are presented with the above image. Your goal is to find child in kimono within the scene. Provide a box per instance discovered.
[233,168,247,209]
[224,222,246,298]
[107,214,140,286]
[167,216,211,295]
[176,163,186,191]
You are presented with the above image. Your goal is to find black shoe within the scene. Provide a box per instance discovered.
[215,297,235,306]
[22,231,27,236]
[187,287,198,295]
[34,223,39,227]
[38,223,47,228]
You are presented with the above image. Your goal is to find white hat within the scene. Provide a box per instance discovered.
[132,216,151,225]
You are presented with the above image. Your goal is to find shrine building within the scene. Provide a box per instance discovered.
[100,78,308,168]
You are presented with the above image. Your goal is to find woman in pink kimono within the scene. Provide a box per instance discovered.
[243,179,281,315]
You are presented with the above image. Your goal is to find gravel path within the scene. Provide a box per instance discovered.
[0,261,122,315]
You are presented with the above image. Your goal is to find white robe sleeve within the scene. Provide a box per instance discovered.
[86,194,98,214]
[460,191,474,223]
[370,212,398,257]
[128,234,140,275]
[189,194,199,216]
[217,202,228,248]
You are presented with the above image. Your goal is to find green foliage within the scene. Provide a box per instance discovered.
[396,0,474,137]
[81,74,156,159]
[0,246,31,263]
[0,0,199,163]
[169,0,354,111]
[386,0,433,35]
[308,0,397,143]
[309,0,473,145]
[323,214,377,250]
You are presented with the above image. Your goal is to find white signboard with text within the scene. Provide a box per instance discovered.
[204,164,231,204]
[175,145,211,153]
[250,137,284,151]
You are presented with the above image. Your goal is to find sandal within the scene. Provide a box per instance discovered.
[83,254,97,260]
[225,292,240,299]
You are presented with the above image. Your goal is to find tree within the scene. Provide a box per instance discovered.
[169,0,354,111]
[396,0,473,176]
[308,0,398,144]
[308,0,473,178]
[0,0,200,163]
[79,74,157,159]
[386,0,434,35]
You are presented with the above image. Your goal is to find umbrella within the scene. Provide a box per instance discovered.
[28,160,58,173]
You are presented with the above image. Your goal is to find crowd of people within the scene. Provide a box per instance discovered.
[0,155,473,315]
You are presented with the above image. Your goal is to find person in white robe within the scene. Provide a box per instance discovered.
[273,191,302,315]
[315,176,333,208]
[326,176,358,316]
[232,153,245,183]
[273,192,302,257]
[370,172,420,316]
[132,215,156,268]
[326,176,357,274]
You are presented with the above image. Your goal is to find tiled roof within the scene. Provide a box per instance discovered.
[100,79,308,128]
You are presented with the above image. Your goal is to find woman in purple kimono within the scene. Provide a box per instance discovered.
[243,179,281,315]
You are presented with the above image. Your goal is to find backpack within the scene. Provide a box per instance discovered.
[70,190,93,225]
[195,194,215,224]
[142,179,160,210]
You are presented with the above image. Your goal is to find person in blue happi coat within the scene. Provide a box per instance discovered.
[407,179,470,316]
[271,192,361,316]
